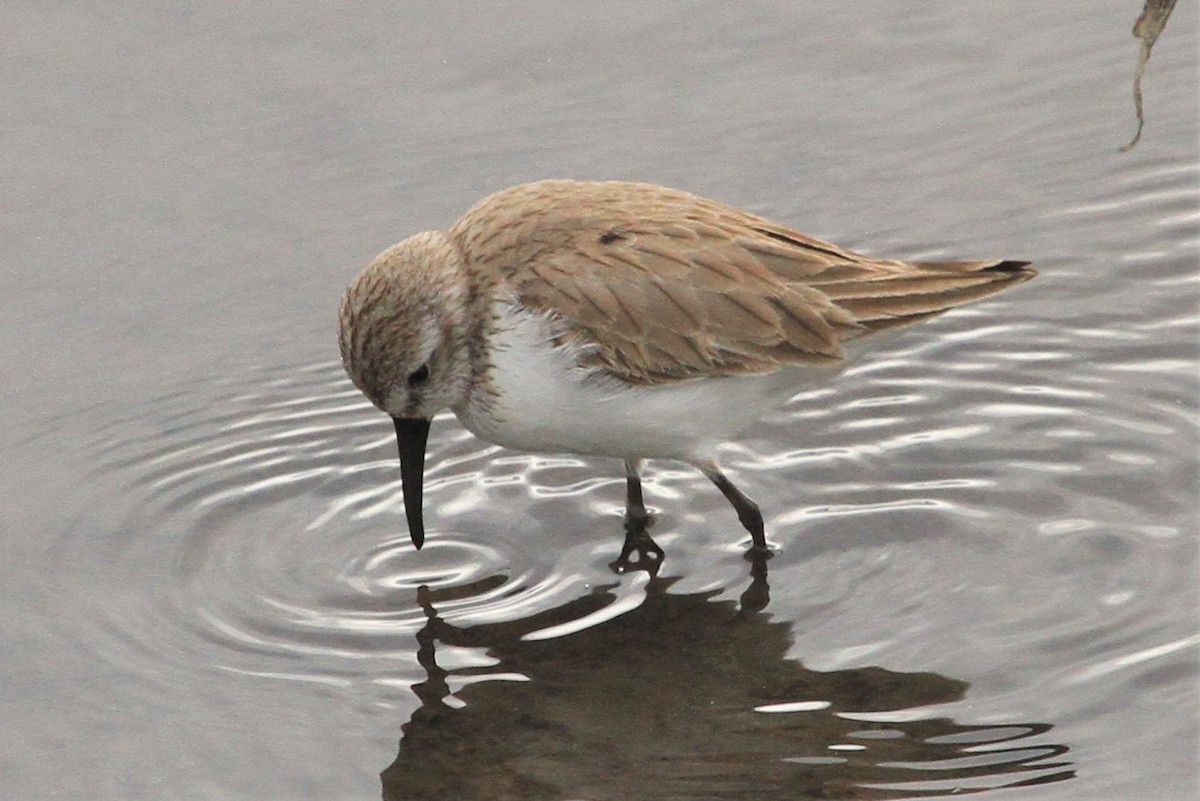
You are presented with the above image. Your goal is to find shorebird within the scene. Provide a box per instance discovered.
[338,180,1033,561]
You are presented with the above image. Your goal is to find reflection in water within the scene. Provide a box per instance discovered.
[1121,0,1179,151]
[383,556,1072,800]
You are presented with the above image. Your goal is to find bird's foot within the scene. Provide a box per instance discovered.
[738,547,772,615]
[610,530,664,576]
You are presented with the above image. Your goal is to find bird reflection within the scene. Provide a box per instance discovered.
[382,554,1072,799]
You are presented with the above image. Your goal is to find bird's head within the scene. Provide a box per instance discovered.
[338,230,474,549]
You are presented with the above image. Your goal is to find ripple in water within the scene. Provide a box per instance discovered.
[59,353,1082,796]
[64,360,612,687]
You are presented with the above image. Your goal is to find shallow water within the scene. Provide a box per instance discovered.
[2,2,1197,799]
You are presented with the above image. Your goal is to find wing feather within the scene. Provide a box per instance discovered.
[449,180,1034,384]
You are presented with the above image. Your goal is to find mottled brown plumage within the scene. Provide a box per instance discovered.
[446,180,1032,384]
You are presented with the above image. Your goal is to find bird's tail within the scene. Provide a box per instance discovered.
[813,259,1036,334]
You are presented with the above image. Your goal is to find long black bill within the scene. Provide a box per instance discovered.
[392,416,432,549]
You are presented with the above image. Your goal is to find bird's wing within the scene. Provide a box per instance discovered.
[450,180,1033,385]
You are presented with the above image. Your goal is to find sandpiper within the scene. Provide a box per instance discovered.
[338,179,1033,560]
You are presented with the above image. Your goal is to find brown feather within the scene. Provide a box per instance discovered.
[448,180,1035,385]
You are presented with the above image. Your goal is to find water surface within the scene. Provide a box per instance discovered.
[2,2,1196,799]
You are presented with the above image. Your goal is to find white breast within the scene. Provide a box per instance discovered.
[452,304,853,462]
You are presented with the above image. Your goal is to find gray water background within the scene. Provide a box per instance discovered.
[2,2,1197,799]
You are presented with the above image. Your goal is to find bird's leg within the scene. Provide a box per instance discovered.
[700,460,769,553]
[613,458,663,573]
[623,457,650,535]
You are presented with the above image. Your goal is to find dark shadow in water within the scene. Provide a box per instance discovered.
[382,554,1073,800]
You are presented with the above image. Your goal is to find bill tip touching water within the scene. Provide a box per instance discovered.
[337,179,1034,561]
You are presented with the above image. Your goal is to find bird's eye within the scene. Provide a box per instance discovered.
[407,364,430,386]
